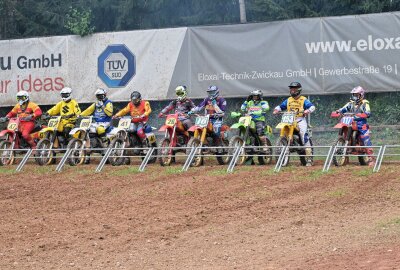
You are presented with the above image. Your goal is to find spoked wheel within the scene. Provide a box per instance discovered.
[147,142,158,164]
[275,137,290,167]
[159,138,173,166]
[332,137,348,166]
[228,136,246,165]
[257,138,273,165]
[108,138,126,166]
[358,149,369,166]
[0,141,15,166]
[35,138,54,166]
[216,138,230,165]
[186,137,203,167]
[67,138,85,166]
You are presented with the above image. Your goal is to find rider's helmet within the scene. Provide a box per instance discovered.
[16,91,29,106]
[60,87,72,102]
[251,89,263,102]
[350,86,365,104]
[130,91,142,106]
[288,82,302,98]
[175,85,187,101]
[207,85,219,100]
[95,88,107,102]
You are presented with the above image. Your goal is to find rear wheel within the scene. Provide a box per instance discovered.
[35,138,54,166]
[159,138,173,166]
[228,136,246,165]
[0,141,14,166]
[332,137,348,166]
[186,137,203,167]
[108,138,126,166]
[257,137,273,165]
[147,142,158,164]
[275,137,290,167]
[67,138,85,166]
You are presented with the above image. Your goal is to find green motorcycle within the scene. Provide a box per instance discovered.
[228,111,273,165]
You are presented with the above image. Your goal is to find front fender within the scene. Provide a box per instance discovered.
[275,123,290,130]
[230,122,246,130]
[188,125,202,133]
[334,123,349,129]
[158,125,172,132]
[0,129,15,138]
[39,127,56,136]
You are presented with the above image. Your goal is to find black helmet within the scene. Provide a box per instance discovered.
[288,82,302,98]
[131,91,142,105]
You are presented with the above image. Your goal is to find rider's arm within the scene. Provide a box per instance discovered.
[81,103,95,116]
[114,103,131,117]
[261,100,270,113]
[143,101,151,117]
[362,100,371,118]
[240,101,248,112]
[6,105,19,119]
[337,102,351,114]
[192,98,207,113]
[304,99,316,113]
[104,102,113,117]
[274,99,288,112]
[30,102,42,119]
[47,102,61,116]
[161,100,175,115]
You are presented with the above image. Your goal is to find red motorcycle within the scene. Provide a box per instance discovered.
[158,113,191,166]
[330,112,370,166]
[0,117,42,166]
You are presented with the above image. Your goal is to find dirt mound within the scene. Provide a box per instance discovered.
[0,163,399,269]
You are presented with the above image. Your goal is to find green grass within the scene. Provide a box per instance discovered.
[0,167,18,174]
[207,168,228,176]
[326,188,347,198]
[378,217,400,229]
[108,166,140,176]
[353,168,374,177]
[165,167,183,174]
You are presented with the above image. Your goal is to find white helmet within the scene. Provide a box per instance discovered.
[60,87,72,102]
[16,91,29,105]
[95,88,107,101]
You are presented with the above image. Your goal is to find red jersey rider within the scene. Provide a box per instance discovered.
[113,91,152,142]
[3,91,42,149]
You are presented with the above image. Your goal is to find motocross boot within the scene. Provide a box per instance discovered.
[305,147,313,167]
[366,148,375,167]
[84,154,91,164]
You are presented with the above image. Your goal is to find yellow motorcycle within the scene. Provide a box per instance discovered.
[274,111,313,166]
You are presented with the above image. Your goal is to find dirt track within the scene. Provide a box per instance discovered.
[0,162,400,269]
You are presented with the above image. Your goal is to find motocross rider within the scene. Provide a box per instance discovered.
[240,89,270,146]
[113,91,152,144]
[273,82,315,166]
[158,85,195,130]
[1,91,42,149]
[335,86,374,166]
[189,85,227,151]
[44,87,81,146]
[81,88,113,147]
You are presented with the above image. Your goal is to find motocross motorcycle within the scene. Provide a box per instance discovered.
[274,111,313,167]
[229,111,273,165]
[330,112,370,166]
[186,114,230,167]
[158,113,191,166]
[34,115,71,165]
[0,117,42,166]
[67,116,112,166]
[108,116,158,166]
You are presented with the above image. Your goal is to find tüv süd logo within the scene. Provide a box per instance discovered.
[98,44,136,87]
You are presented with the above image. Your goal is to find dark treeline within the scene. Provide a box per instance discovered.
[1,0,400,40]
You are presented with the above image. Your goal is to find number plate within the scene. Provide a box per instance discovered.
[341,116,354,125]
[238,116,251,127]
[80,118,92,129]
[195,115,209,128]
[118,118,131,129]
[7,123,17,131]
[147,134,156,144]
[166,115,177,127]
[281,113,295,124]
[48,117,60,128]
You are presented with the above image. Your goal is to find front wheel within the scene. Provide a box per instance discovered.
[108,138,126,166]
[186,137,203,167]
[332,137,348,166]
[228,136,246,165]
[0,141,14,166]
[35,138,54,166]
[159,138,173,166]
[275,137,290,167]
[67,138,85,166]
[257,138,273,165]
[216,138,230,165]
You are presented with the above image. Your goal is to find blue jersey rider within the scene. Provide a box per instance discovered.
[273,82,315,166]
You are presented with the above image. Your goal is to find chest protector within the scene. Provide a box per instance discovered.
[287,96,306,117]
[94,99,112,122]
